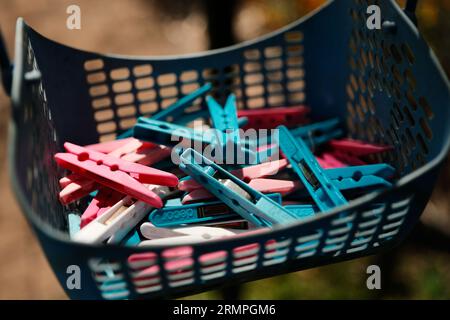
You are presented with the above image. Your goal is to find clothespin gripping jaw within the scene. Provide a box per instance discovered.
[277,125,348,212]
[179,148,298,227]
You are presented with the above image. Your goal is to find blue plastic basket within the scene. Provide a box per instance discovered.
[1,0,450,299]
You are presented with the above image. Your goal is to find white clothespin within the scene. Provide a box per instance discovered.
[73,185,171,244]
[138,222,247,246]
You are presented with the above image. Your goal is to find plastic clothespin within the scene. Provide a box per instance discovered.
[150,193,318,227]
[108,138,171,165]
[207,94,256,160]
[290,118,344,149]
[316,152,348,168]
[134,118,218,149]
[329,139,393,157]
[237,105,310,129]
[121,229,142,247]
[179,148,298,227]
[59,139,172,205]
[150,193,282,227]
[59,173,98,205]
[254,143,280,163]
[134,117,259,165]
[207,220,250,229]
[68,213,81,238]
[72,185,172,244]
[134,108,268,166]
[80,188,124,228]
[85,138,137,153]
[139,223,250,246]
[325,163,395,191]
[182,178,298,203]
[330,150,367,166]
[179,158,289,192]
[182,162,395,203]
[118,83,212,139]
[55,142,178,207]
[277,125,348,211]
[284,205,316,219]
[206,94,244,147]
[179,158,293,203]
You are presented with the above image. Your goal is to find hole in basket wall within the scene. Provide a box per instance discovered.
[83,26,306,141]
[345,1,435,175]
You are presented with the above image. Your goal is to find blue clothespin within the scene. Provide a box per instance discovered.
[134,117,219,147]
[284,205,317,219]
[179,148,298,227]
[134,117,259,166]
[290,118,344,149]
[150,195,317,227]
[150,193,282,227]
[207,95,239,138]
[277,125,348,212]
[118,83,212,139]
[68,213,81,238]
[326,164,395,190]
[279,163,395,192]
[207,94,259,164]
[121,229,143,246]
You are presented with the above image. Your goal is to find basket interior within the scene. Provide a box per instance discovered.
[11,0,450,233]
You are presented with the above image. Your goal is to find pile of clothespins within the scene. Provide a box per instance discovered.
[56,83,395,246]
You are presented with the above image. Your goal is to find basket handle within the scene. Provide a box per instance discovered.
[0,27,12,96]
[404,0,419,26]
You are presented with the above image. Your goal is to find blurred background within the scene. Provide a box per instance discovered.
[0,0,449,299]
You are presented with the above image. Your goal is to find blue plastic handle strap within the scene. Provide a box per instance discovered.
[118,83,212,139]
[277,125,348,212]
[179,148,298,227]
[290,118,343,149]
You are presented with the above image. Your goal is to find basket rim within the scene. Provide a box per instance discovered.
[18,1,331,62]
[8,0,450,250]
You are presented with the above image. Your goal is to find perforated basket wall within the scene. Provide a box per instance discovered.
[8,0,450,299]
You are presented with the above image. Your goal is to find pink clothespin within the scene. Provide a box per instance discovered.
[85,138,140,153]
[317,152,348,168]
[59,173,98,205]
[330,150,367,166]
[237,106,310,129]
[80,188,125,228]
[58,139,172,205]
[55,142,178,207]
[329,139,393,157]
[181,178,300,203]
[179,159,299,203]
[179,159,289,191]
